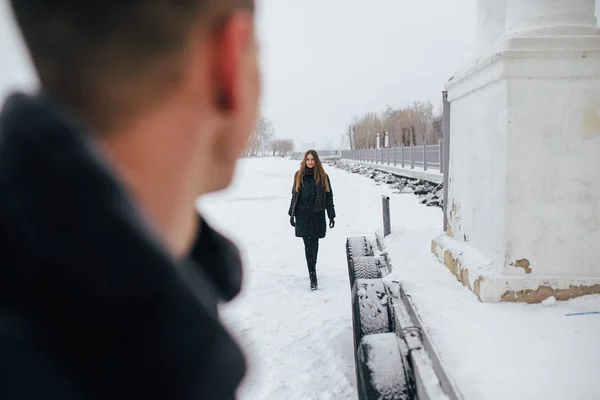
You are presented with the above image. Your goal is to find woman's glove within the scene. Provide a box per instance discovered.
[290,217,296,227]
[329,218,335,229]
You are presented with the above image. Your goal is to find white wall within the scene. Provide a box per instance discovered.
[504,74,600,277]
[447,47,600,279]
[447,68,508,273]
[475,0,506,54]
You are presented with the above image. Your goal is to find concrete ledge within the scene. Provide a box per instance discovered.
[376,234,463,400]
[431,234,600,303]
[411,348,454,400]
[340,160,443,185]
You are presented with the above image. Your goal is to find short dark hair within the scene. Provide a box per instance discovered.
[9,0,254,130]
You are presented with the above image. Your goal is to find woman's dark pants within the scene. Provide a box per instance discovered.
[302,236,319,289]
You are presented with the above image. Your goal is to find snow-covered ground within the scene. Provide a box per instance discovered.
[385,229,600,400]
[372,183,600,398]
[198,157,392,400]
[199,156,600,400]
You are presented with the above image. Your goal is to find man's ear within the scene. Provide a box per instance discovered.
[212,12,253,113]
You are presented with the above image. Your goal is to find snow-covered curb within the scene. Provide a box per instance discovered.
[369,231,463,400]
[432,233,600,303]
[329,159,444,208]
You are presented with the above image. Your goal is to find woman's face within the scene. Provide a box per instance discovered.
[306,154,315,168]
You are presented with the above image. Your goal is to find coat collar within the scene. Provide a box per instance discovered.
[0,92,245,398]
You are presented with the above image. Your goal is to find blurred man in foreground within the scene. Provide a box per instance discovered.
[0,1,260,398]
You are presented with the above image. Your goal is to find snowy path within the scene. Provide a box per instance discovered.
[198,157,389,400]
[199,156,600,400]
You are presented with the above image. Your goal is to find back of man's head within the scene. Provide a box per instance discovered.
[9,0,255,130]
[9,0,261,256]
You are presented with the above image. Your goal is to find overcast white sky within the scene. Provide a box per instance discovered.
[1,0,479,148]
[255,0,477,148]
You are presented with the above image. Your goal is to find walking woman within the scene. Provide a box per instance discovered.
[288,150,336,291]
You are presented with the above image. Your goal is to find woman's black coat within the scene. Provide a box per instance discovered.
[288,170,336,239]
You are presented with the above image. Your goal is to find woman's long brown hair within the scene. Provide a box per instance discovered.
[294,150,330,192]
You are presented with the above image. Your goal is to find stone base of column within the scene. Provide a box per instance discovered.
[441,26,600,304]
[431,235,600,303]
[441,1,600,304]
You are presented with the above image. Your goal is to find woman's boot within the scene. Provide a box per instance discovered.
[309,264,318,291]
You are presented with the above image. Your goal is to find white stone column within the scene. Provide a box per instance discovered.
[434,0,600,303]
[502,0,600,46]
[475,0,507,53]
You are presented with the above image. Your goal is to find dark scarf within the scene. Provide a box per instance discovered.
[304,167,326,211]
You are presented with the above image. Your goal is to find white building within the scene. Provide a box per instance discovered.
[433,0,600,303]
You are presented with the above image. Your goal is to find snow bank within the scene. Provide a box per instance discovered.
[383,216,600,400]
[330,159,443,208]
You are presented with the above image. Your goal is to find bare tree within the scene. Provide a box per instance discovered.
[280,139,294,156]
[348,100,436,149]
[256,117,275,156]
[270,139,294,156]
[346,125,354,150]
[350,112,384,149]
[270,139,281,156]
[433,114,442,142]
[244,116,276,157]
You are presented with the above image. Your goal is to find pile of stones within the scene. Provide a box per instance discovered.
[329,159,443,208]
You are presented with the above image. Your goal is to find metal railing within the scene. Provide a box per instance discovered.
[340,142,443,173]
